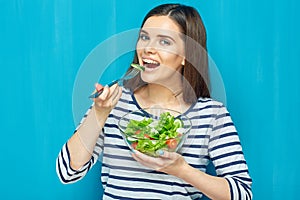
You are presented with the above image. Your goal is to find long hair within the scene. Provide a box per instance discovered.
[124,4,210,103]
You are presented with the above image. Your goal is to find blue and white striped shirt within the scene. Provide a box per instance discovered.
[56,88,252,199]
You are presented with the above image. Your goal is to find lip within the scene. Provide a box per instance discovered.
[141,57,160,71]
[144,66,159,72]
[142,56,159,64]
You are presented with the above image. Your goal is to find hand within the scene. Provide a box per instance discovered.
[93,83,122,113]
[131,150,187,176]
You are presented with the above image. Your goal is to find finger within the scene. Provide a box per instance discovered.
[91,83,104,100]
[132,151,171,171]
[131,151,149,165]
[109,84,119,97]
[131,151,159,169]
[156,150,170,158]
[111,85,122,102]
[158,151,179,160]
[131,151,141,162]
[95,83,104,92]
[117,87,122,98]
[98,85,109,100]
[110,84,122,100]
[133,150,156,163]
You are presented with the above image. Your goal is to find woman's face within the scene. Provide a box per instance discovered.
[136,16,185,84]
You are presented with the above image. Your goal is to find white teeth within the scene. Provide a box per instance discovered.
[143,58,159,65]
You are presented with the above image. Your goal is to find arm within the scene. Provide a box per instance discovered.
[131,103,252,200]
[177,163,230,200]
[56,84,122,183]
[207,105,252,200]
[189,104,252,199]
[67,104,109,170]
[56,141,98,184]
[132,150,230,200]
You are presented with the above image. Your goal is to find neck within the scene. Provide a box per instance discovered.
[147,84,182,102]
[135,83,190,112]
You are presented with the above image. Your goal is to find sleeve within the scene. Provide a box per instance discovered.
[56,105,104,184]
[56,143,98,184]
[208,104,253,200]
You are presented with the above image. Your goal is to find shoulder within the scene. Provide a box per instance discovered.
[189,97,230,116]
[118,87,133,101]
[195,97,225,109]
[113,87,137,112]
[121,87,132,95]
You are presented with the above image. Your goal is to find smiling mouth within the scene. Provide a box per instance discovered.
[142,58,160,69]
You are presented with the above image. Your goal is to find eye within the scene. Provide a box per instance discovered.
[139,33,150,41]
[159,38,172,46]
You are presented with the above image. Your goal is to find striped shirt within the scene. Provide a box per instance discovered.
[56,88,252,200]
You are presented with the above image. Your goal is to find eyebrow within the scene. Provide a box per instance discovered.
[140,30,177,43]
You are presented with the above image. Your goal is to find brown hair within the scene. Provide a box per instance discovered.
[124,3,210,103]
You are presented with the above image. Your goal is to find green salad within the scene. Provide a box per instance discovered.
[124,112,184,156]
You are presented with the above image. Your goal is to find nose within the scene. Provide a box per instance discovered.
[144,46,156,54]
[143,40,157,54]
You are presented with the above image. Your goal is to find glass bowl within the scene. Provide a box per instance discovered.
[118,107,192,157]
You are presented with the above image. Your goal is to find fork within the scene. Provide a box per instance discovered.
[88,66,142,99]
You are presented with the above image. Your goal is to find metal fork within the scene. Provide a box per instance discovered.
[88,67,141,98]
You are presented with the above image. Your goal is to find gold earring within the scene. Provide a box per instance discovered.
[181,59,185,66]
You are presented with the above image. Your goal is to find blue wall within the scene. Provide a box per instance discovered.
[0,0,299,199]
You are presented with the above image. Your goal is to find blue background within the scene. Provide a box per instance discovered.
[0,0,299,199]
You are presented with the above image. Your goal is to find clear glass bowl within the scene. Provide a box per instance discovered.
[118,107,192,157]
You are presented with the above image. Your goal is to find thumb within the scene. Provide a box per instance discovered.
[156,150,177,159]
[95,83,104,92]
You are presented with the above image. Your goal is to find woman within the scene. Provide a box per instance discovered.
[56,4,252,200]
